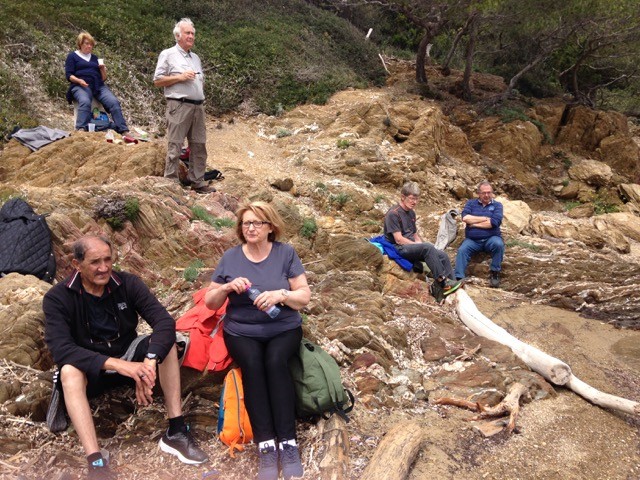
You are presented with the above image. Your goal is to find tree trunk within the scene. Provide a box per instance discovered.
[441,27,465,75]
[359,421,425,480]
[462,15,478,101]
[416,34,430,84]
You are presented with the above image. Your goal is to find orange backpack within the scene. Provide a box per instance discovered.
[217,368,253,457]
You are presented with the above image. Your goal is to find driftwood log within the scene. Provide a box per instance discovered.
[435,382,529,437]
[453,289,640,416]
[359,421,425,480]
[319,414,350,480]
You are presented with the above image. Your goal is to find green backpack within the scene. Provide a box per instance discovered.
[288,338,355,421]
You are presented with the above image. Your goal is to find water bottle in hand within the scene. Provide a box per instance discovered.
[246,286,281,318]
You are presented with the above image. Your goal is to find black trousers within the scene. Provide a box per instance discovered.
[224,327,302,443]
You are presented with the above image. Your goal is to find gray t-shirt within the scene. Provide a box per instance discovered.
[212,241,305,337]
[384,204,417,243]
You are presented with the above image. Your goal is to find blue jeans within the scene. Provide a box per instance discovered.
[71,85,129,133]
[396,243,454,280]
[454,236,505,279]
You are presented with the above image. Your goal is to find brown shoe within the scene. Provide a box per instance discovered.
[191,185,217,194]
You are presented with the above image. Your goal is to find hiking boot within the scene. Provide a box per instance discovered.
[280,443,304,479]
[159,428,208,465]
[87,458,116,480]
[489,270,500,288]
[442,278,463,296]
[191,184,217,194]
[256,445,279,480]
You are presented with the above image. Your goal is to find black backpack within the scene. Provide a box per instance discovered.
[0,198,56,282]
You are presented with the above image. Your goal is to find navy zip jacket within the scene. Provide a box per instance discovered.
[43,271,176,382]
[461,198,503,241]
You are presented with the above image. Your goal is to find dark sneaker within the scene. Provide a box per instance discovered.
[159,428,208,465]
[87,458,116,480]
[429,280,445,304]
[442,278,463,296]
[191,184,217,194]
[256,445,279,480]
[489,270,500,288]
[280,443,304,479]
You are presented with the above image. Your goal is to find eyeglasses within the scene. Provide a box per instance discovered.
[242,221,270,229]
[403,195,419,202]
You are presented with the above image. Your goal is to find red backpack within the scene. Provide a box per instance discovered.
[176,288,232,372]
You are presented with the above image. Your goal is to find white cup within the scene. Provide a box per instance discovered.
[98,58,104,66]
[88,123,96,132]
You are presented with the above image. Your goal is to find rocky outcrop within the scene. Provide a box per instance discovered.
[0,273,53,370]
[1,67,639,479]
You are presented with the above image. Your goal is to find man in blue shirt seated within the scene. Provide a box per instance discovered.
[384,181,463,302]
[454,181,505,287]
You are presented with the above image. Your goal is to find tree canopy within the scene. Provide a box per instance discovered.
[315,0,640,111]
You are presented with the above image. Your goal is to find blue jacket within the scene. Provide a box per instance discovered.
[370,235,413,271]
[461,198,503,240]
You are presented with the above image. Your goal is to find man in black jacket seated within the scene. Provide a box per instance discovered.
[43,235,207,480]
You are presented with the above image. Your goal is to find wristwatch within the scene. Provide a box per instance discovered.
[280,289,290,305]
[145,352,158,362]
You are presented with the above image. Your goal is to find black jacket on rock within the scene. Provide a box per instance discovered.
[43,270,176,382]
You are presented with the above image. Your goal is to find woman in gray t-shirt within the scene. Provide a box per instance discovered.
[205,201,310,480]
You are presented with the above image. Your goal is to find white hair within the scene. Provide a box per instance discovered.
[173,18,195,40]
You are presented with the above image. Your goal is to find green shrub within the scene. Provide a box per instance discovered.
[276,128,292,138]
[191,205,235,230]
[493,107,552,144]
[105,217,124,230]
[300,217,317,239]
[564,201,582,211]
[506,239,541,252]
[184,259,205,282]
[329,192,350,206]
[337,138,353,149]
[124,197,140,221]
[593,199,620,215]
[212,217,236,229]
[94,195,138,230]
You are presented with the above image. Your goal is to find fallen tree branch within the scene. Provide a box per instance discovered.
[319,414,349,480]
[454,289,640,416]
[359,421,425,480]
[434,382,529,436]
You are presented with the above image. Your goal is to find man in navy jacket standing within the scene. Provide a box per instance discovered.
[454,181,505,287]
[43,235,207,479]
